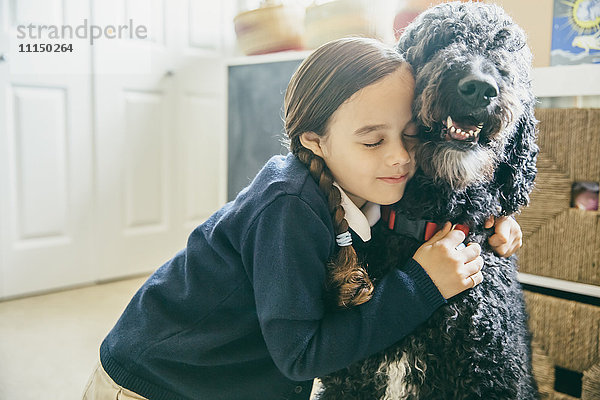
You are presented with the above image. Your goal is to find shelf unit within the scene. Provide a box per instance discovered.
[227,52,600,297]
[519,273,600,298]
[226,50,313,66]
[530,64,599,298]
[228,51,600,96]
[532,64,600,97]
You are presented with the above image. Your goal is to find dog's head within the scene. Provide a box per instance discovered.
[397,2,536,193]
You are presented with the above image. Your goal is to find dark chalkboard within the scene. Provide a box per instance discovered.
[227,59,303,200]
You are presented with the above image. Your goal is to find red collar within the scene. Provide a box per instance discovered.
[380,205,469,241]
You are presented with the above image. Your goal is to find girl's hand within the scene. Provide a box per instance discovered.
[413,222,483,299]
[485,216,522,257]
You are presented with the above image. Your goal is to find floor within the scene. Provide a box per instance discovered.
[0,276,322,400]
[0,276,148,400]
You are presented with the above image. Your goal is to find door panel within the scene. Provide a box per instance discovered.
[0,0,227,297]
[0,0,93,298]
[93,0,226,280]
[12,86,68,241]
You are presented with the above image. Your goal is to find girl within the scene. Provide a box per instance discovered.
[83,37,521,400]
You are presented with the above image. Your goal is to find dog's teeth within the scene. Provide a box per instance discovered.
[447,116,453,129]
[469,130,474,134]
[456,128,462,134]
[450,126,456,133]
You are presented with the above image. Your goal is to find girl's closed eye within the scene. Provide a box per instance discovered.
[401,123,419,148]
[364,139,384,148]
[403,122,418,137]
[402,134,418,151]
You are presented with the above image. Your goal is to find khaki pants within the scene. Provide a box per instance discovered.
[82,363,148,400]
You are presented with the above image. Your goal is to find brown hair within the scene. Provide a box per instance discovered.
[284,37,408,307]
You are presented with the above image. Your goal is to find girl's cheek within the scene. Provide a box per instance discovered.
[408,159,417,175]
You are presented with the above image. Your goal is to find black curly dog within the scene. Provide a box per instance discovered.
[316,3,539,399]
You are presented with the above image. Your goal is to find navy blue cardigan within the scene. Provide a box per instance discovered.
[100,153,446,400]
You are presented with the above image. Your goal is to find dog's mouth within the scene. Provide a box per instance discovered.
[441,115,483,143]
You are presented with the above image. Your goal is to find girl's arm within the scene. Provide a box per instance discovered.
[242,194,446,381]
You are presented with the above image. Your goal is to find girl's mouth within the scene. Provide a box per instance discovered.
[377,174,408,184]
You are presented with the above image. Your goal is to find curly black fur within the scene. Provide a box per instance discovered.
[316,2,539,399]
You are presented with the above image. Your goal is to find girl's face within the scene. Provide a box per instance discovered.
[301,65,416,208]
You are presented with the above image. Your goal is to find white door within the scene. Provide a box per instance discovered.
[0,0,94,298]
[170,0,227,238]
[93,0,226,280]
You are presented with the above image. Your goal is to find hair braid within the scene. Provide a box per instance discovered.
[296,146,374,307]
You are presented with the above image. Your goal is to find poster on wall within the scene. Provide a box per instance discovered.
[551,0,600,65]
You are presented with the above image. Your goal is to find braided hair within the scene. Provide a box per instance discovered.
[283,37,407,307]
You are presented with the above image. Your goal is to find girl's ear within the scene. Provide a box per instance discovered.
[299,132,325,158]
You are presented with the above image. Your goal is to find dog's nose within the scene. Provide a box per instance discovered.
[457,75,498,107]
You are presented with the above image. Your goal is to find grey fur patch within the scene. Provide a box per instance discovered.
[378,353,426,400]
[417,143,497,190]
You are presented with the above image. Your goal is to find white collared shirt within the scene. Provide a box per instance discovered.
[333,183,381,242]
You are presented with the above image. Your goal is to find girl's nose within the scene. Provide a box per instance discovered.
[387,140,411,166]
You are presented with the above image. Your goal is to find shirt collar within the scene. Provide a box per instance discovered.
[333,183,381,242]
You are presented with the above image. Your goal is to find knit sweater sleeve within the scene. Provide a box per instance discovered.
[241,194,446,381]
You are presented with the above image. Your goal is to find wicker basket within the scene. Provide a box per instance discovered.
[525,291,600,399]
[516,108,600,286]
[233,4,304,56]
[304,0,381,49]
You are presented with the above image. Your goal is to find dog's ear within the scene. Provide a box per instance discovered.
[397,17,452,67]
[396,3,467,66]
[494,107,539,215]
[489,26,527,53]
